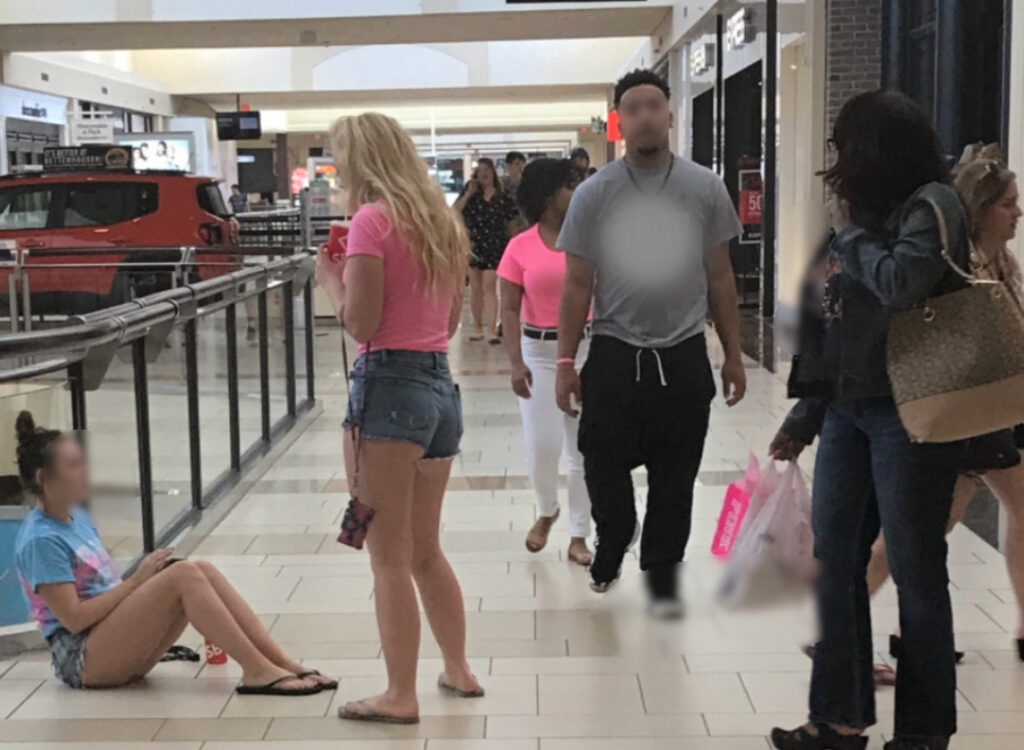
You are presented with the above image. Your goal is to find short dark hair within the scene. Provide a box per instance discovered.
[231,184,240,190]
[822,90,948,227]
[614,68,671,108]
[517,158,579,225]
[505,151,526,165]
[570,147,590,163]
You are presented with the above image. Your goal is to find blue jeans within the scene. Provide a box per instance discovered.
[343,350,462,459]
[809,398,963,740]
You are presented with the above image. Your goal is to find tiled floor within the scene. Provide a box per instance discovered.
[2,323,1023,749]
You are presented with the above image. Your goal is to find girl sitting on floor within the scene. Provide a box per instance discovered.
[14,411,335,695]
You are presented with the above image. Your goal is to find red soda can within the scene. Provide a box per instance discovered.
[205,638,228,665]
[325,222,348,262]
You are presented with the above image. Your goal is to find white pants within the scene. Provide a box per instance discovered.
[518,335,592,538]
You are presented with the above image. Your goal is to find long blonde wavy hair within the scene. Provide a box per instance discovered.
[330,113,469,287]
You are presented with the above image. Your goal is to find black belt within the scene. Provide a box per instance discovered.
[522,325,590,341]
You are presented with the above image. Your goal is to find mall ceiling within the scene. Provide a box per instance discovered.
[0,6,671,51]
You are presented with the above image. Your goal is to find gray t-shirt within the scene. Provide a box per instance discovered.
[557,156,741,348]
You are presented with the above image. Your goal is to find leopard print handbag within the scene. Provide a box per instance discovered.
[887,198,1024,443]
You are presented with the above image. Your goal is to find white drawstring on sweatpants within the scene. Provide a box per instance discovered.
[635,348,668,386]
[517,335,592,538]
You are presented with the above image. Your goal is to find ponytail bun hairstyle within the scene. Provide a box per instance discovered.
[15,411,64,496]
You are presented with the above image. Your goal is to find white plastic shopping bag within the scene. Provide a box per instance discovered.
[717,461,815,609]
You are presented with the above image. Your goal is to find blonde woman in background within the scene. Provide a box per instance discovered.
[317,113,482,725]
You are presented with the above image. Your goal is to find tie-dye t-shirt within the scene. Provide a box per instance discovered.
[15,508,121,638]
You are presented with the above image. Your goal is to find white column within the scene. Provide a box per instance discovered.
[0,116,7,175]
[669,44,690,159]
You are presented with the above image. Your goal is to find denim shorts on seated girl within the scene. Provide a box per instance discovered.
[343,350,463,458]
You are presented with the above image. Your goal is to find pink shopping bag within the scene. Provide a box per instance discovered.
[711,454,760,558]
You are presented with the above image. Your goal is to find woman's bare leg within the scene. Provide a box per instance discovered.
[482,270,499,338]
[468,268,484,337]
[191,561,329,684]
[981,460,1024,638]
[83,561,314,691]
[341,434,423,719]
[133,612,189,677]
[410,457,478,692]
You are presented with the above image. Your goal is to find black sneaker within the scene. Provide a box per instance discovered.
[649,597,685,620]
[883,737,949,750]
[589,574,619,594]
[770,724,867,750]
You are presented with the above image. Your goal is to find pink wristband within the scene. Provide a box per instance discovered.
[556,357,575,366]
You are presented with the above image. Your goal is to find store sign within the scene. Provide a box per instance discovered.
[690,42,715,76]
[43,146,132,172]
[72,120,115,146]
[21,103,47,118]
[738,168,763,245]
[727,9,757,50]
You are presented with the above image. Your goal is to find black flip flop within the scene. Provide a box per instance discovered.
[297,669,338,690]
[160,645,200,663]
[438,675,485,698]
[338,699,420,724]
[236,675,322,696]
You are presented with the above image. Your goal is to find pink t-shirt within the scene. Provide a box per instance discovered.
[345,203,454,354]
[497,224,575,329]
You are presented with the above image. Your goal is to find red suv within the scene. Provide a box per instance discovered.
[0,171,240,315]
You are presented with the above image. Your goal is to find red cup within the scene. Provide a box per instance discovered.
[326,222,348,262]
[205,638,227,665]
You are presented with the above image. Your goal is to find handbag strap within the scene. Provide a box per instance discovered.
[342,332,369,501]
[922,196,998,286]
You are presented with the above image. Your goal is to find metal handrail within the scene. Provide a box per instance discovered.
[0,251,313,380]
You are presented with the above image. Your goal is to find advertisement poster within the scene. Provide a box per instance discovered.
[738,168,763,245]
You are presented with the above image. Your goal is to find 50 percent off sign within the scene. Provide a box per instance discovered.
[738,169,763,245]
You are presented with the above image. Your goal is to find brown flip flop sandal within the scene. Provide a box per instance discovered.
[438,675,485,698]
[338,699,420,724]
[525,508,560,552]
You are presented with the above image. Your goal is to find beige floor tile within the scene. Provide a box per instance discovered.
[428,742,537,750]
[950,739,1024,750]
[154,717,272,741]
[0,680,43,719]
[685,653,810,673]
[0,744,200,750]
[486,713,708,738]
[271,612,534,643]
[538,674,644,715]
[329,675,537,716]
[0,718,162,741]
[703,712,809,737]
[422,639,566,659]
[299,658,490,679]
[265,715,485,740]
[639,674,753,714]
[192,534,257,555]
[10,678,234,720]
[958,669,1024,711]
[492,656,686,675]
[247,533,330,555]
[205,742,423,750]
[541,739,772,750]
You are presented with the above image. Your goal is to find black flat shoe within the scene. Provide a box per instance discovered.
[883,737,949,750]
[770,724,868,750]
[889,634,963,664]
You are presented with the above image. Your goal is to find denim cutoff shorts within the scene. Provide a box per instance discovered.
[343,350,463,459]
[47,627,88,689]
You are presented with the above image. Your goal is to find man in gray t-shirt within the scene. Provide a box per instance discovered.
[554,69,746,614]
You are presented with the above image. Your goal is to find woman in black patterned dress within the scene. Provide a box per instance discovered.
[455,158,518,343]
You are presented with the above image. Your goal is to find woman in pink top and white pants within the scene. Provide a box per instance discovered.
[498,159,593,565]
[317,113,481,725]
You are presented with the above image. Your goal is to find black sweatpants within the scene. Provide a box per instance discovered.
[578,333,715,588]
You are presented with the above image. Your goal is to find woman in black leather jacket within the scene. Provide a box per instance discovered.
[770,91,971,750]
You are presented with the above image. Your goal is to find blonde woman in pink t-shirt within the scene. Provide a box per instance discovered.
[497,159,593,565]
[316,113,482,724]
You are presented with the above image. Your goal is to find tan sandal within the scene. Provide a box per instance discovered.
[525,508,560,552]
[567,539,593,566]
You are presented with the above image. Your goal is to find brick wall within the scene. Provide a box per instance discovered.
[826,0,883,127]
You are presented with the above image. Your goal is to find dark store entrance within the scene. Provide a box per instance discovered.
[723,61,763,308]
[691,89,714,170]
